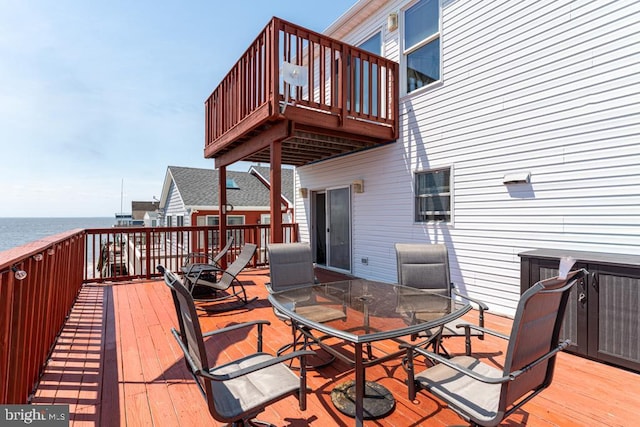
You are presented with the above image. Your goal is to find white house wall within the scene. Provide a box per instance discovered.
[296,0,640,316]
[164,181,190,225]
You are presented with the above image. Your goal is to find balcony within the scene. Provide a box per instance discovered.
[1,228,639,425]
[204,17,399,168]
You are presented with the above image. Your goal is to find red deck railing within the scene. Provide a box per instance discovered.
[0,223,298,404]
[83,224,299,283]
[205,17,399,157]
[0,230,85,404]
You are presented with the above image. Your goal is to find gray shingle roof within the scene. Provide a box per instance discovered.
[167,166,292,208]
[250,165,295,202]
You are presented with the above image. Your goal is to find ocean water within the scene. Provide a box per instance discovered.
[0,217,115,253]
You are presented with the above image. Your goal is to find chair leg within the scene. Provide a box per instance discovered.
[277,324,335,370]
[402,348,417,401]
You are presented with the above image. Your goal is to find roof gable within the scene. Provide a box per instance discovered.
[162,166,291,209]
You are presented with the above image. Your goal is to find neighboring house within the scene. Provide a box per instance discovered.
[132,201,159,226]
[143,211,159,227]
[158,165,294,228]
[114,200,159,227]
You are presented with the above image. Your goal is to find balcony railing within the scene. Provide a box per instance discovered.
[0,230,85,404]
[0,223,298,404]
[204,17,399,166]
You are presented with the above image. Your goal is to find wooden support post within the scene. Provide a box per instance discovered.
[270,140,283,243]
[219,166,228,268]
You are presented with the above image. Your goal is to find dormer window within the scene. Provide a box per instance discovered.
[226,178,240,189]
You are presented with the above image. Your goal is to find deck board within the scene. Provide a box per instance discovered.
[32,268,640,426]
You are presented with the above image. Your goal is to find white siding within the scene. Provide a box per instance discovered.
[164,181,190,225]
[297,0,640,316]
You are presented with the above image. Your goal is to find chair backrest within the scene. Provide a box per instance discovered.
[395,243,451,293]
[161,267,211,375]
[500,268,587,413]
[212,236,234,264]
[160,266,222,416]
[218,243,257,288]
[267,243,316,292]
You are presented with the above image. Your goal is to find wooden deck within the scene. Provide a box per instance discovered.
[32,268,640,426]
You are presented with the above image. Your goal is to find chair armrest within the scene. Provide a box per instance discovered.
[201,319,271,338]
[197,350,316,382]
[455,323,509,341]
[509,339,571,379]
[400,343,512,385]
[451,284,489,311]
[172,322,291,378]
[184,252,215,265]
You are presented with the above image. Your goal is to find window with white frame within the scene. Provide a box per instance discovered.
[415,167,451,222]
[404,0,441,93]
[205,215,245,226]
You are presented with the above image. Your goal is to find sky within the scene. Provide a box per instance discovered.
[0,0,358,217]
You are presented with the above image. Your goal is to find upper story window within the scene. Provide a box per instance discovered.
[404,0,441,93]
[359,32,381,55]
[415,167,451,223]
[348,31,383,116]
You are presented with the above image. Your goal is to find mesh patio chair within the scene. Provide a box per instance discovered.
[184,242,258,312]
[182,237,234,295]
[401,268,588,427]
[266,242,347,368]
[158,265,315,427]
[395,243,489,355]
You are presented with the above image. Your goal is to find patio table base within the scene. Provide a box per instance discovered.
[331,380,395,419]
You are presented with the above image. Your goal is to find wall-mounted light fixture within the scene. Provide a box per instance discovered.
[33,253,44,262]
[503,171,531,185]
[47,248,55,256]
[352,179,365,194]
[11,266,27,280]
[387,12,398,31]
[299,187,308,199]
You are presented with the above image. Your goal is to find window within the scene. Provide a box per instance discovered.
[404,0,440,93]
[415,167,451,222]
[176,215,184,226]
[359,32,381,55]
[205,215,244,225]
[166,215,173,227]
[226,178,240,189]
[355,32,382,116]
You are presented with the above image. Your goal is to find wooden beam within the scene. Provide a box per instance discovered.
[204,103,273,158]
[214,121,290,168]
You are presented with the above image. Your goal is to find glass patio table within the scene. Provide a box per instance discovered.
[268,278,472,427]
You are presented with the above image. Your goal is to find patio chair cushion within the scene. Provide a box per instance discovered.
[415,355,502,423]
[210,352,301,420]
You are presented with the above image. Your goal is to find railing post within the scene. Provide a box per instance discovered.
[340,44,349,126]
[271,18,280,117]
[145,228,152,280]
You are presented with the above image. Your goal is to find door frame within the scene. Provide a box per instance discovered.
[311,186,352,273]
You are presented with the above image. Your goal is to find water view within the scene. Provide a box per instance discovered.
[0,217,114,253]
